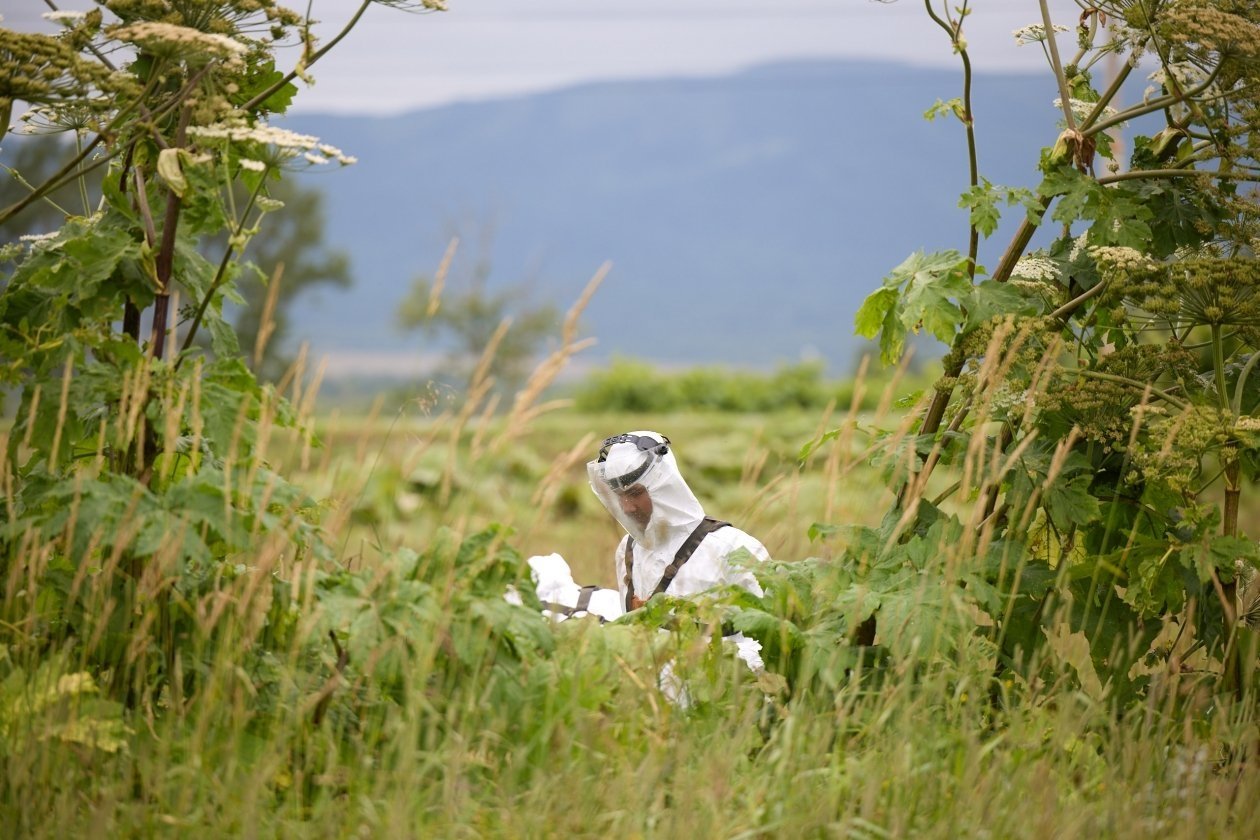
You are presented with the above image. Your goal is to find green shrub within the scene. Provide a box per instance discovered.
[572,357,933,413]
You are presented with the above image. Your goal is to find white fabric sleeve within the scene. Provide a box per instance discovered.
[613,534,630,603]
[715,528,769,596]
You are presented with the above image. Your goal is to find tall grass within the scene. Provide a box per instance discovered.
[1,309,1257,837]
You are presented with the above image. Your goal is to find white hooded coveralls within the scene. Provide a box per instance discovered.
[587,431,770,609]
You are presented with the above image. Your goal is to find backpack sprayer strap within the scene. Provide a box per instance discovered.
[623,517,731,612]
[545,585,604,622]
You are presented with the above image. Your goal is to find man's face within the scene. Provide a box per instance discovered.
[616,483,653,530]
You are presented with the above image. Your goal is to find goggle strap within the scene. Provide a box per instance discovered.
[597,433,670,463]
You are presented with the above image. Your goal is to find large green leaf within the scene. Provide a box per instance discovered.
[1041,166,1099,225]
[965,279,1040,330]
[1045,473,1103,531]
[857,250,974,363]
[959,179,1002,238]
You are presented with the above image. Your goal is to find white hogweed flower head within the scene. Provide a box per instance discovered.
[188,122,356,169]
[1146,62,1217,99]
[1011,256,1060,283]
[1107,21,1151,65]
[110,22,249,66]
[19,231,61,253]
[1090,245,1153,272]
[42,11,88,25]
[1053,97,1120,124]
[18,103,98,135]
[1068,233,1089,263]
[1013,23,1069,46]
[989,384,1036,415]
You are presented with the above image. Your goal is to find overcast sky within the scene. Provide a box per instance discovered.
[9,0,1088,114]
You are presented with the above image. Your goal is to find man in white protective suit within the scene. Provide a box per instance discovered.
[587,431,771,613]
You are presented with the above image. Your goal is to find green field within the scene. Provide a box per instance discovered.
[303,405,891,586]
[4,386,1257,837]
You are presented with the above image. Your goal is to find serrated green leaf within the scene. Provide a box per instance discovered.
[807,522,841,542]
[1093,193,1155,249]
[233,60,298,116]
[959,179,1002,238]
[924,97,964,122]
[1043,622,1105,700]
[1045,473,1102,530]
[1043,169,1099,225]
[854,286,898,339]
[879,301,907,365]
[966,280,1039,329]
[1007,186,1045,225]
[859,250,974,363]
[912,291,963,343]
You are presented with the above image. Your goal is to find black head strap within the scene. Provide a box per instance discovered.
[597,433,670,462]
[598,433,671,490]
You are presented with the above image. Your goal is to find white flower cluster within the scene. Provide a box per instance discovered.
[42,10,88,25]
[1090,245,1153,272]
[19,231,60,248]
[1052,97,1120,124]
[16,104,98,135]
[1010,279,1058,298]
[1013,23,1069,46]
[1068,233,1089,263]
[988,384,1035,416]
[189,123,356,167]
[111,22,248,63]
[1106,22,1152,66]
[1146,62,1218,101]
[1012,255,1059,283]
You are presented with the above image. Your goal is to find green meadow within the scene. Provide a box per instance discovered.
[3,365,1256,837]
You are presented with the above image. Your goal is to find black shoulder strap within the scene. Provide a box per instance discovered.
[574,584,597,614]
[624,517,731,611]
[545,585,604,622]
[652,517,729,598]
[623,537,636,613]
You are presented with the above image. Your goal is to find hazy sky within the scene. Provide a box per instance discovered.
[9,0,1088,114]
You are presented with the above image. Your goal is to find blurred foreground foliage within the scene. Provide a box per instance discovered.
[4,501,1257,836]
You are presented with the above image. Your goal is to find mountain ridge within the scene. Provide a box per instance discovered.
[279,58,1065,376]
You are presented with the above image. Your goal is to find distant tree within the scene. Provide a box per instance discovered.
[397,236,560,394]
[228,177,351,381]
[2,139,349,382]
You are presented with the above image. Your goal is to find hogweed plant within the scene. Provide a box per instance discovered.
[845,0,1260,709]
[0,2,450,707]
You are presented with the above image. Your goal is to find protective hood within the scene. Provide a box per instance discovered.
[587,430,704,549]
